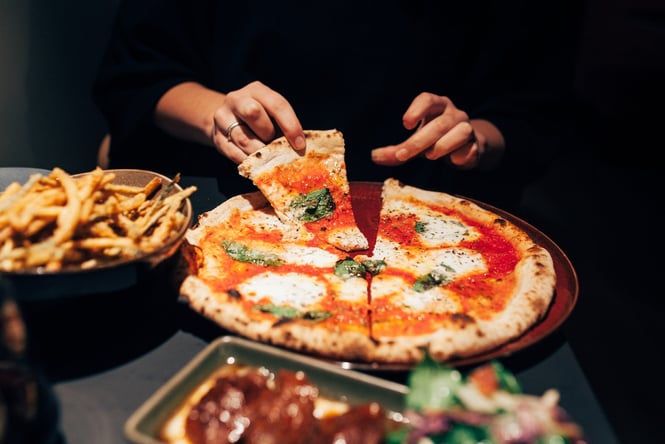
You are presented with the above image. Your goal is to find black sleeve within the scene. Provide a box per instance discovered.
[466,0,583,172]
[93,0,216,149]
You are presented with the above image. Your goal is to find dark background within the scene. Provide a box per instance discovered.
[1,1,663,443]
[0,0,120,171]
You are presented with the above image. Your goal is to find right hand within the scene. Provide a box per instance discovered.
[212,81,306,163]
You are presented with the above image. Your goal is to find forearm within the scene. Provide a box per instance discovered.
[154,81,225,147]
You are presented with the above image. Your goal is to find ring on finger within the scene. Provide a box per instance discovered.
[224,121,245,142]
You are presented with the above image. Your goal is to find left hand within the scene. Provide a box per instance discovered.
[371,93,491,170]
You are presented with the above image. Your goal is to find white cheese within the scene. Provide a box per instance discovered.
[415,212,479,247]
[239,272,326,310]
[278,244,340,267]
[371,275,459,313]
[371,238,486,277]
[384,200,480,247]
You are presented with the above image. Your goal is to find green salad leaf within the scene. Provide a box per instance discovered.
[405,351,463,411]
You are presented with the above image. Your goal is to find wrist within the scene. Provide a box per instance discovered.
[470,119,505,170]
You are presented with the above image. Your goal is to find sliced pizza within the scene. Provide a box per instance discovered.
[237,129,369,252]
[180,191,375,362]
[360,178,556,363]
[180,131,559,367]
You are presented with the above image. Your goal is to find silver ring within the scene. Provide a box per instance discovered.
[224,121,245,141]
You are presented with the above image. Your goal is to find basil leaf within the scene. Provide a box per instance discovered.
[290,188,335,222]
[334,258,367,279]
[254,304,299,318]
[413,264,455,292]
[302,310,332,321]
[253,304,331,322]
[222,240,283,266]
[361,259,386,276]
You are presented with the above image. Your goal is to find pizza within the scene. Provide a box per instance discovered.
[179,130,556,365]
[238,129,368,252]
[354,178,556,363]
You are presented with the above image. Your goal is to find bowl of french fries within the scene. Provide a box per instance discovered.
[0,167,197,300]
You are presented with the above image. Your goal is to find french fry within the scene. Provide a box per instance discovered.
[0,168,197,272]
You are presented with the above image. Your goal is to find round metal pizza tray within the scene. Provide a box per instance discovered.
[330,181,579,371]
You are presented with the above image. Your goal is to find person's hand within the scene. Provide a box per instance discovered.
[371,93,503,170]
[211,81,306,163]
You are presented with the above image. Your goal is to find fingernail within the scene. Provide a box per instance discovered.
[294,136,306,150]
[396,149,409,161]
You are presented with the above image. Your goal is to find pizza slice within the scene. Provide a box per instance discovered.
[238,129,369,252]
[357,179,556,364]
[180,191,376,362]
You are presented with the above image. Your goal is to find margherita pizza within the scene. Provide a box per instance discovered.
[179,130,556,365]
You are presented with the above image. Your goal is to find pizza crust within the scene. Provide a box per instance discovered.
[182,274,378,362]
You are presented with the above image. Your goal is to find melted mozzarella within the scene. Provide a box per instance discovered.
[385,200,480,247]
[425,248,486,277]
[241,208,286,231]
[278,244,340,267]
[371,239,486,277]
[372,275,459,313]
[416,212,480,247]
[331,275,368,303]
[239,272,326,309]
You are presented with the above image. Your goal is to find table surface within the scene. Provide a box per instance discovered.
[54,331,618,444]
[36,176,619,444]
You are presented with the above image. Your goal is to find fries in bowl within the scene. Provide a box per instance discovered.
[0,167,196,273]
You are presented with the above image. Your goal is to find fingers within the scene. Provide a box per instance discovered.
[448,140,481,170]
[371,121,476,167]
[211,118,255,164]
[372,93,482,169]
[211,81,306,163]
[424,121,475,161]
[246,82,306,151]
[401,92,447,130]
[228,81,305,148]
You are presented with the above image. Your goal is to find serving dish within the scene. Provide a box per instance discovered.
[0,168,194,301]
[124,335,408,444]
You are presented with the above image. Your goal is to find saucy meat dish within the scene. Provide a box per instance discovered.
[165,365,388,444]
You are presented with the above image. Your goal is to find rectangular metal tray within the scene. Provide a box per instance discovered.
[124,335,408,444]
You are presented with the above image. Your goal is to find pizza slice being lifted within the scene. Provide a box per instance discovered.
[238,129,369,252]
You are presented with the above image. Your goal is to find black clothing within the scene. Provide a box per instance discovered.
[94,0,580,211]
